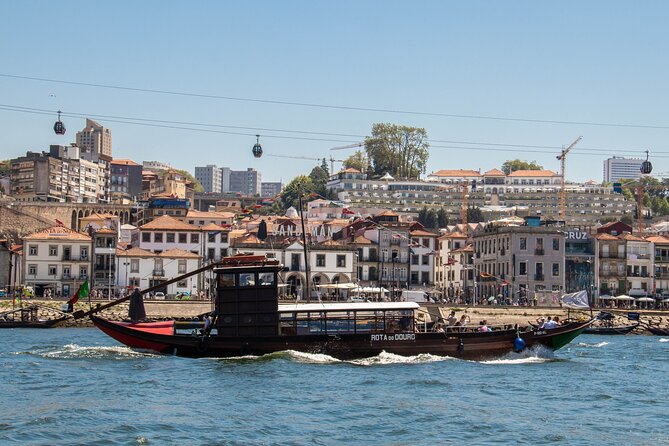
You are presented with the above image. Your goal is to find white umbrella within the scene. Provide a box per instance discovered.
[662,298,669,303]
[598,295,614,300]
[615,295,634,301]
[636,297,656,302]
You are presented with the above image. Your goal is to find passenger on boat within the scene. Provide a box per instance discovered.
[459,315,470,326]
[434,323,445,333]
[478,320,490,332]
[447,311,457,326]
[536,317,546,328]
[544,317,558,329]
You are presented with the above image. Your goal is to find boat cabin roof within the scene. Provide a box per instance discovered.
[278,302,420,313]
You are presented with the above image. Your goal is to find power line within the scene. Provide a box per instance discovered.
[2,73,669,130]
[0,103,666,158]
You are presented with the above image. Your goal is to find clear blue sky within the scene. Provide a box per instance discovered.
[2,1,669,183]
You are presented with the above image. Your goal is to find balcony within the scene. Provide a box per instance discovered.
[79,274,88,280]
[62,274,72,280]
[535,248,545,256]
[152,269,165,277]
[534,273,544,281]
[62,254,72,261]
[655,256,669,263]
[627,254,651,261]
[600,271,624,278]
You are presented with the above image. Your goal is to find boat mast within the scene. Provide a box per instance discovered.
[298,195,311,302]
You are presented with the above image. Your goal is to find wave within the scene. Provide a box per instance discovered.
[480,345,556,365]
[577,341,609,348]
[27,343,158,360]
[659,338,669,343]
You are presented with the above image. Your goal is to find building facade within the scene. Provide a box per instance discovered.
[603,157,644,183]
[76,119,112,158]
[194,165,223,193]
[229,168,261,196]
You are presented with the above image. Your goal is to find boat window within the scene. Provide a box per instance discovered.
[239,273,255,287]
[258,272,275,286]
[218,273,235,288]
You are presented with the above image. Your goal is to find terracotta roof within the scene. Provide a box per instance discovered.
[506,170,557,177]
[452,244,474,253]
[340,168,361,173]
[200,223,224,231]
[187,210,235,219]
[117,247,155,258]
[620,233,646,242]
[431,169,482,177]
[375,210,398,217]
[140,215,199,231]
[111,159,140,166]
[95,227,117,235]
[158,248,200,259]
[483,168,505,176]
[438,231,468,240]
[352,235,374,245]
[24,225,91,241]
[410,229,438,237]
[594,233,620,241]
[646,235,669,243]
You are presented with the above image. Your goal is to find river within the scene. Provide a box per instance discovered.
[1,328,667,445]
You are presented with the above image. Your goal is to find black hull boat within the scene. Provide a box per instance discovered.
[582,324,639,335]
[0,305,68,328]
[645,325,669,336]
[85,256,594,360]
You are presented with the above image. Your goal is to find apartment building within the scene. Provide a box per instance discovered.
[603,157,645,182]
[76,119,112,158]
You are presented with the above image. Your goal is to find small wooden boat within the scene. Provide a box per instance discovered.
[82,255,594,360]
[0,305,68,328]
[582,312,640,335]
[644,325,669,336]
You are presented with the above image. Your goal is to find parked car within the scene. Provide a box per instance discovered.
[154,292,165,300]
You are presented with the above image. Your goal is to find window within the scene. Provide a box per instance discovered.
[208,232,216,243]
[218,273,235,288]
[129,277,140,287]
[239,272,255,286]
[49,245,58,256]
[166,233,175,243]
[177,280,188,288]
[421,271,430,284]
[48,265,57,276]
[80,247,88,259]
[191,233,199,243]
[336,255,346,268]
[207,248,215,260]
[80,267,88,278]
[221,233,229,243]
[552,263,560,276]
[411,255,419,265]
[220,248,228,258]
[130,259,139,273]
[258,272,275,286]
[154,233,163,243]
[178,233,187,243]
[142,233,150,242]
[28,264,37,275]
[316,254,326,267]
[422,255,429,265]
[178,260,187,274]
[519,261,527,275]
[29,245,38,256]
[552,237,559,251]
[520,238,527,250]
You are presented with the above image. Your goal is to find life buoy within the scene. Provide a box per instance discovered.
[514,337,526,352]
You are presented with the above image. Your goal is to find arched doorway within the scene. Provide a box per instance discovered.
[287,275,303,300]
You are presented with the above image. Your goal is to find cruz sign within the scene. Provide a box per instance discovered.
[565,230,589,240]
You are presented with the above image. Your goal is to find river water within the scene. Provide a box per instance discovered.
[1,328,667,445]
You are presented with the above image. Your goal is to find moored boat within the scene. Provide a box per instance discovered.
[82,255,594,360]
[0,305,69,328]
[582,312,640,335]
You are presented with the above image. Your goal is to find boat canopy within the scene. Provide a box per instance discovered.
[278,302,419,313]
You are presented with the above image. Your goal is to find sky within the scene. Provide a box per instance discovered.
[2,1,669,184]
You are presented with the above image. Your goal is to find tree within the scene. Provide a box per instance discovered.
[417,207,428,226]
[280,175,315,210]
[621,215,634,226]
[466,207,485,223]
[425,209,439,229]
[343,150,368,172]
[437,208,449,228]
[501,159,543,175]
[309,165,330,198]
[365,123,429,178]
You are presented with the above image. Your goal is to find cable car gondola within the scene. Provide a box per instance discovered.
[252,134,263,158]
[53,110,66,135]
[641,150,652,175]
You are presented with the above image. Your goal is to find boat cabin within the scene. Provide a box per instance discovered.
[212,256,419,338]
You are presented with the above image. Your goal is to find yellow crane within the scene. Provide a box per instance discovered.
[556,136,583,222]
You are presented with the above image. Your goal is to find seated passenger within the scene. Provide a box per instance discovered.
[447,311,457,326]
[478,320,490,332]
[543,316,558,329]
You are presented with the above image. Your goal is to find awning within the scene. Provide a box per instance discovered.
[615,295,634,301]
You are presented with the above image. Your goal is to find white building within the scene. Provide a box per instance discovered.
[409,228,438,287]
[22,225,92,298]
[603,157,645,183]
[115,247,200,297]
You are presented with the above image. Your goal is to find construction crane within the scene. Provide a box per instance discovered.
[328,142,365,151]
[557,136,583,222]
[460,181,469,235]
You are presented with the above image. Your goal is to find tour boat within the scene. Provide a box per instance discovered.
[85,255,594,360]
[0,305,68,328]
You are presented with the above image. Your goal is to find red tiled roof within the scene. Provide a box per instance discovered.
[506,170,557,177]
[24,226,91,241]
[140,215,199,231]
[410,229,438,237]
[483,168,505,176]
[117,247,155,258]
[111,159,140,166]
[158,248,200,259]
[431,169,481,177]
[594,233,620,241]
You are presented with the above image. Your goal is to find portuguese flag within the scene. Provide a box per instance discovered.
[67,280,89,305]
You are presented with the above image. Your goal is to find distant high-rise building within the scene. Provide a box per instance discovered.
[220,167,231,193]
[110,159,143,203]
[261,182,283,197]
[229,168,261,196]
[76,119,112,159]
[603,157,644,183]
[194,165,222,193]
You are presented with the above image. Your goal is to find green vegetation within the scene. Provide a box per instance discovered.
[501,159,543,175]
[364,123,429,179]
